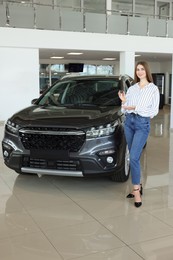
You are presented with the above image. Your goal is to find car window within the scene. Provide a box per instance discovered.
[38,79,121,107]
[91,80,121,106]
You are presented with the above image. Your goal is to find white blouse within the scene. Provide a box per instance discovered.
[121,82,160,118]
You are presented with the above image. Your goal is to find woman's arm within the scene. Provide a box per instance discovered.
[122,105,136,110]
[118,90,126,103]
[151,88,160,117]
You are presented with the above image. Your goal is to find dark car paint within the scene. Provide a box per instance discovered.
[2,74,132,181]
[10,105,121,128]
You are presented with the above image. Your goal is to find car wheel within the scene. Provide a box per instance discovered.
[15,170,31,175]
[111,145,130,182]
[143,142,147,149]
[15,170,23,174]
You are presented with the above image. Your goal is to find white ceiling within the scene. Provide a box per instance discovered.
[39,48,173,63]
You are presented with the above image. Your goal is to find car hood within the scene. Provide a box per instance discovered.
[10,105,120,128]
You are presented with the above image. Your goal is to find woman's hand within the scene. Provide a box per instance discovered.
[122,105,136,110]
[118,90,126,103]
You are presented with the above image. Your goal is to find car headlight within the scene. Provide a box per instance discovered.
[6,120,20,134]
[86,121,119,138]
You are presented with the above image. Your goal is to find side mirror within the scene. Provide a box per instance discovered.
[31,98,38,104]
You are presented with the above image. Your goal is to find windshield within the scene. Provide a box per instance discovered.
[38,78,122,107]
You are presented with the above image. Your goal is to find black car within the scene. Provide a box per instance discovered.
[2,74,133,182]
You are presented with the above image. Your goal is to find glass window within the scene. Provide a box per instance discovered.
[157,1,170,19]
[135,0,155,17]
[40,64,66,94]
[39,64,50,94]
[38,78,121,107]
[83,65,113,75]
[83,65,97,74]
[97,65,113,75]
[40,64,115,93]
[50,64,66,85]
[112,0,133,14]
[84,0,106,13]
[55,0,81,10]
[51,64,65,72]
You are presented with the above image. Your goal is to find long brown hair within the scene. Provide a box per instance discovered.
[134,61,153,83]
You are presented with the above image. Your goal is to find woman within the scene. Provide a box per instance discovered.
[118,61,160,207]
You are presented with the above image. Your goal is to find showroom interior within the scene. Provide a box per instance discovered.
[1,0,173,259]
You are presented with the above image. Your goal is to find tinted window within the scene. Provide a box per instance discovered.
[38,79,121,106]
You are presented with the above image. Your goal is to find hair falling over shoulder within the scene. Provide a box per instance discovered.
[134,61,153,83]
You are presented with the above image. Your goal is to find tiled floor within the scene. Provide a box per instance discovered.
[0,105,173,260]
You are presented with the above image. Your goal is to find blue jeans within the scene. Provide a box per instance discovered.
[124,113,150,185]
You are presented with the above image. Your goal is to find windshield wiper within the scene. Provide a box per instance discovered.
[64,103,99,107]
[38,103,49,108]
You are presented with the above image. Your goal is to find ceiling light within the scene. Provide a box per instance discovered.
[50,56,64,59]
[67,52,83,55]
[102,58,116,61]
[135,55,141,57]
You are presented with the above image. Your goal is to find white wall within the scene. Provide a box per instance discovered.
[0,47,39,120]
[1,27,173,55]
[149,62,161,73]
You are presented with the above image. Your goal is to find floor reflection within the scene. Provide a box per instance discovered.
[0,106,173,260]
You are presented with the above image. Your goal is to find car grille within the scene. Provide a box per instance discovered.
[19,127,86,152]
[22,156,81,171]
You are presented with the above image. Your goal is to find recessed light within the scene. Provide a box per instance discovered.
[50,56,64,59]
[67,52,83,55]
[102,58,116,61]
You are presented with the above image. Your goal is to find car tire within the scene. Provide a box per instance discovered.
[143,142,147,149]
[15,170,31,175]
[15,170,22,174]
[110,145,130,182]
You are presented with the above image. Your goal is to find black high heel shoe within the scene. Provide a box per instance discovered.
[126,184,143,198]
[133,188,142,208]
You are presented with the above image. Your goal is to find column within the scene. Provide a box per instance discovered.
[165,72,169,105]
[119,51,135,78]
[170,54,173,129]
[106,0,112,15]
[0,47,39,121]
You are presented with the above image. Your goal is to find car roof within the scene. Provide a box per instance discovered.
[60,74,121,81]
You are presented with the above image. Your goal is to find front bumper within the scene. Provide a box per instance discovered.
[2,120,125,177]
[2,140,119,177]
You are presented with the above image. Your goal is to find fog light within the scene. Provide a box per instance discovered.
[99,149,115,156]
[3,150,9,157]
[107,156,114,164]
[2,141,15,159]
